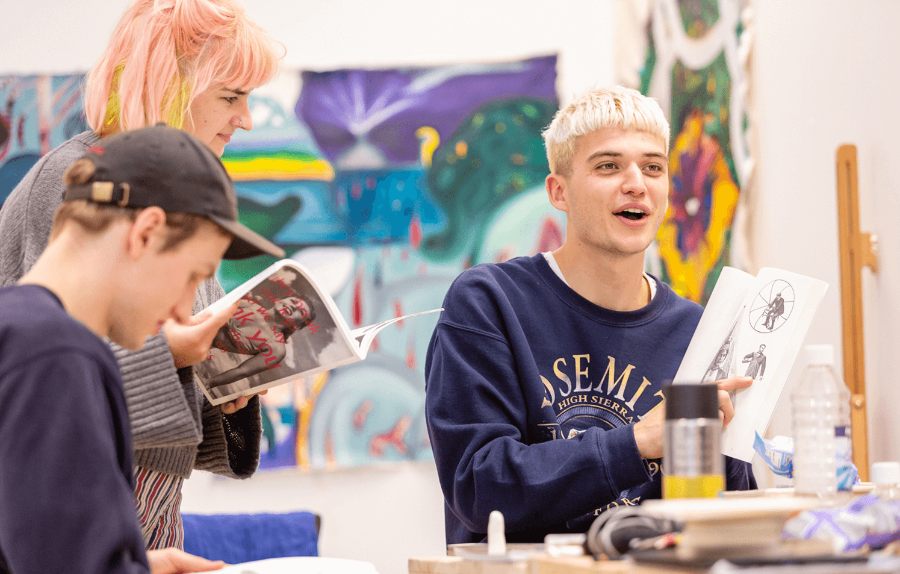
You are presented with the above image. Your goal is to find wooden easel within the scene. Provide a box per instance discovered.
[836,144,877,482]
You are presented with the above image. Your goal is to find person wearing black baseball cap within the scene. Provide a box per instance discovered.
[0,0,285,550]
[62,123,284,261]
[0,125,278,573]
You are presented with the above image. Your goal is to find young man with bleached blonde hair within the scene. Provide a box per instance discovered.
[543,85,671,176]
[424,86,756,545]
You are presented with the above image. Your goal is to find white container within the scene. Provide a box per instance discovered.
[871,461,900,501]
[791,345,840,497]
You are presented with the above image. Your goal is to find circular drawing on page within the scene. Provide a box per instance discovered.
[748,279,794,334]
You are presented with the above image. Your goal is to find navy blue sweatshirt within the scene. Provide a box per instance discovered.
[425,254,755,544]
[0,285,149,574]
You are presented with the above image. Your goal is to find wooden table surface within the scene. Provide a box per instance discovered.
[410,555,627,574]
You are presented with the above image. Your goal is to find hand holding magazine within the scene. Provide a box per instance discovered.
[194,259,442,405]
[672,266,828,462]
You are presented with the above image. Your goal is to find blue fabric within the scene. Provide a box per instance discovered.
[182,512,320,563]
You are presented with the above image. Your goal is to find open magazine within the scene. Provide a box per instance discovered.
[194,259,442,406]
[672,266,828,462]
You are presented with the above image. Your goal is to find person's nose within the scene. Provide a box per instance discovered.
[621,163,647,196]
[232,101,253,132]
[170,289,197,325]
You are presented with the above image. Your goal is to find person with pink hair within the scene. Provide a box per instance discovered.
[0,0,283,551]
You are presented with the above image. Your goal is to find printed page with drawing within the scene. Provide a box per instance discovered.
[672,266,828,462]
[193,259,441,406]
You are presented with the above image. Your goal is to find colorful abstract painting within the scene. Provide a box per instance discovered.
[0,55,562,470]
[635,0,753,303]
[0,75,88,203]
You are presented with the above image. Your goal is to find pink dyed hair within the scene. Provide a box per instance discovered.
[84,0,283,137]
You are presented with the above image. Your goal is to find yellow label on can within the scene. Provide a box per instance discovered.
[663,475,725,498]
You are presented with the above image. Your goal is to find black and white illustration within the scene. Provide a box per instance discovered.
[701,311,742,384]
[741,344,767,381]
[702,309,744,406]
[748,279,794,333]
[672,266,828,462]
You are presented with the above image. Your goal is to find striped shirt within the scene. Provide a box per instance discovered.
[133,466,185,550]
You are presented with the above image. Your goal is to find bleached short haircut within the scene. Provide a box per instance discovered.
[84,0,284,137]
[542,86,670,177]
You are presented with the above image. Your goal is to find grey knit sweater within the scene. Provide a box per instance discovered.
[0,131,261,479]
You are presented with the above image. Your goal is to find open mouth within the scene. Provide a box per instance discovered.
[616,208,648,221]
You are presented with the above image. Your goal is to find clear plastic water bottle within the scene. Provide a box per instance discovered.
[835,370,853,465]
[791,344,840,497]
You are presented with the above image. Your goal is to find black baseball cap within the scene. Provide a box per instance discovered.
[63,123,285,260]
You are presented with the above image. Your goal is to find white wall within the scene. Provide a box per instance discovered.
[0,0,613,101]
[5,1,900,573]
[750,0,900,473]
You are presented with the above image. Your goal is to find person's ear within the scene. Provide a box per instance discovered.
[546,173,568,213]
[125,207,167,259]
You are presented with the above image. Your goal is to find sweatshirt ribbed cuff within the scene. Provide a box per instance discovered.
[134,447,198,479]
[194,395,262,479]
[112,335,203,449]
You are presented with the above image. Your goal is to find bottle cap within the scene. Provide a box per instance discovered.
[805,344,834,366]
[663,383,719,420]
[871,461,900,485]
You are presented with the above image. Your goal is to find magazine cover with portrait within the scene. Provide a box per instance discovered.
[194,260,439,405]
